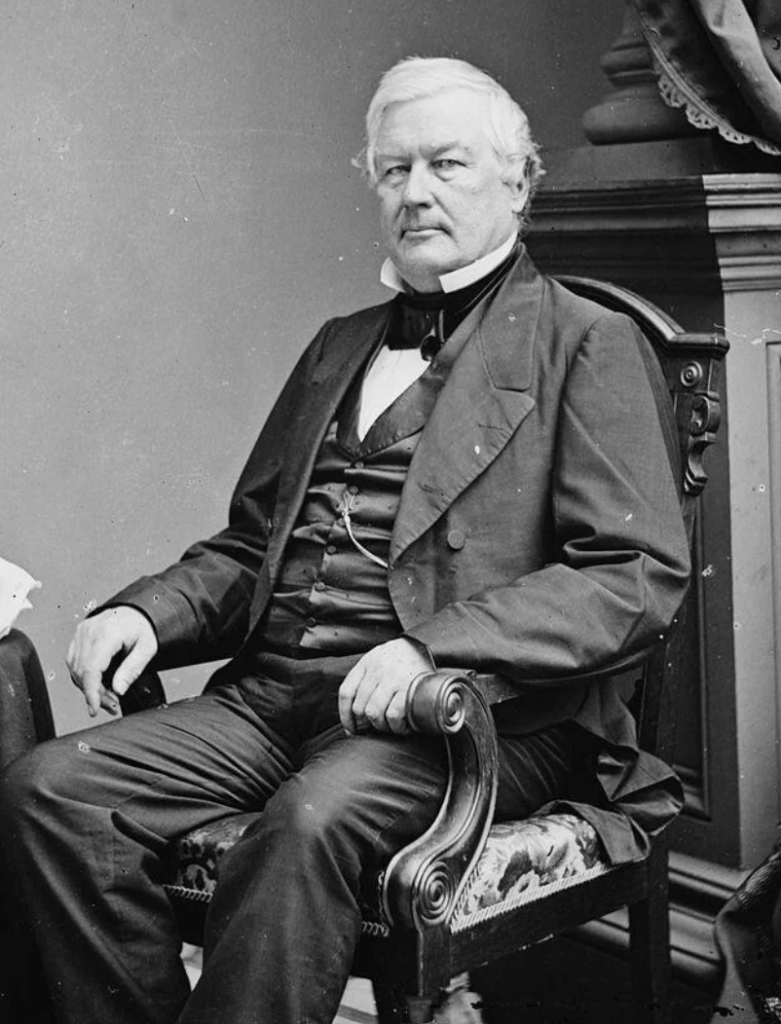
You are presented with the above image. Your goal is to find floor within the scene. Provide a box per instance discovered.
[180,939,721,1023]
[181,945,379,1024]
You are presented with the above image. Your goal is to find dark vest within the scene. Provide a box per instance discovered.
[256,348,457,655]
[255,298,485,657]
[254,246,521,659]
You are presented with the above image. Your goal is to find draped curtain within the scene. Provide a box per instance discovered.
[631,0,781,156]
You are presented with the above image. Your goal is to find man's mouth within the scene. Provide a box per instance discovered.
[401,226,443,238]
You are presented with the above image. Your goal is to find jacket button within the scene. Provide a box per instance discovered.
[446,529,466,551]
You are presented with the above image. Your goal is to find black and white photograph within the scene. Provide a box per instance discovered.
[1,2,780,1021]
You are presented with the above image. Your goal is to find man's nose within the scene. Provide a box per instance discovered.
[402,165,433,206]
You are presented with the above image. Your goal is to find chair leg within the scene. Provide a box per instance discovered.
[372,974,485,1024]
[372,978,434,1024]
[407,998,436,1024]
[628,846,673,1024]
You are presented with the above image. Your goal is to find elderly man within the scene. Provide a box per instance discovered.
[1,57,689,1024]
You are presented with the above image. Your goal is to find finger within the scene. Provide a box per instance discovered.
[383,689,410,735]
[67,652,84,695]
[338,665,363,733]
[110,642,154,696]
[80,667,107,718]
[350,673,383,733]
[65,635,77,676]
[99,690,120,716]
[66,628,94,685]
[363,680,400,733]
[67,622,116,691]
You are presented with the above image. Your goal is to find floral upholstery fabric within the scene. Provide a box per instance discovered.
[164,813,257,901]
[451,812,607,932]
[163,810,608,933]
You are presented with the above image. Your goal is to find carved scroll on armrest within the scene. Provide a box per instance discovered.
[670,334,727,500]
[381,670,498,932]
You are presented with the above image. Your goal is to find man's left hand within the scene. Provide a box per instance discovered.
[338,638,432,735]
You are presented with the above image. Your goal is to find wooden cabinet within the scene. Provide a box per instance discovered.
[527,138,781,986]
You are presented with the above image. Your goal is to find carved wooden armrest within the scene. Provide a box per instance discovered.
[381,670,499,932]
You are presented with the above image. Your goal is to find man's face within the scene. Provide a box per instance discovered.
[374,88,528,293]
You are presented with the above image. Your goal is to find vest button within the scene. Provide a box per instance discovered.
[354,460,365,470]
[347,484,360,495]
[314,580,326,592]
[326,545,337,555]
[305,617,317,629]
[447,529,466,551]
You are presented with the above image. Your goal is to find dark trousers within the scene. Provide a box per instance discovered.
[0,652,595,1024]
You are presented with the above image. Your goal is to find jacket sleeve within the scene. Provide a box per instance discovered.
[405,313,692,685]
[105,322,333,666]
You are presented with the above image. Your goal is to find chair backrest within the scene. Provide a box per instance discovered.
[556,276,728,762]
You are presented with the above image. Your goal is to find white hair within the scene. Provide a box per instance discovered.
[354,57,544,220]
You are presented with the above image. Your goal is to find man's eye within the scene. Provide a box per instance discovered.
[434,159,461,171]
[383,165,408,179]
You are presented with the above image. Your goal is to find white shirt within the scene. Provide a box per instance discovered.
[357,232,518,440]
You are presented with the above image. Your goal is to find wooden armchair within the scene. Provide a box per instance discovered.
[121,278,728,1024]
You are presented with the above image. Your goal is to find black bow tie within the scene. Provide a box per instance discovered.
[390,302,444,359]
[386,238,522,359]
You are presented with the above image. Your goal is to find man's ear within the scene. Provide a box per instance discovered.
[507,174,530,216]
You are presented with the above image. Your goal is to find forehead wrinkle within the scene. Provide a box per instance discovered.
[376,139,475,164]
[427,140,473,158]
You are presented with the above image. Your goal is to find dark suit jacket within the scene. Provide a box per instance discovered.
[113,250,691,862]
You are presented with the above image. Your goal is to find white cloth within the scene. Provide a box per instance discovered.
[379,230,518,295]
[360,233,518,440]
[357,345,429,440]
[0,556,40,640]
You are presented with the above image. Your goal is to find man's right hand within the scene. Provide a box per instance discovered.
[67,606,159,718]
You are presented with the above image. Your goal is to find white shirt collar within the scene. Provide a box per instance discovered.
[380,231,518,295]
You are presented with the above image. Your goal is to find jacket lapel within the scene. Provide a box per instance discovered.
[390,253,545,564]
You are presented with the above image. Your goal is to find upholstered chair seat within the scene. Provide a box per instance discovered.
[162,810,607,941]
